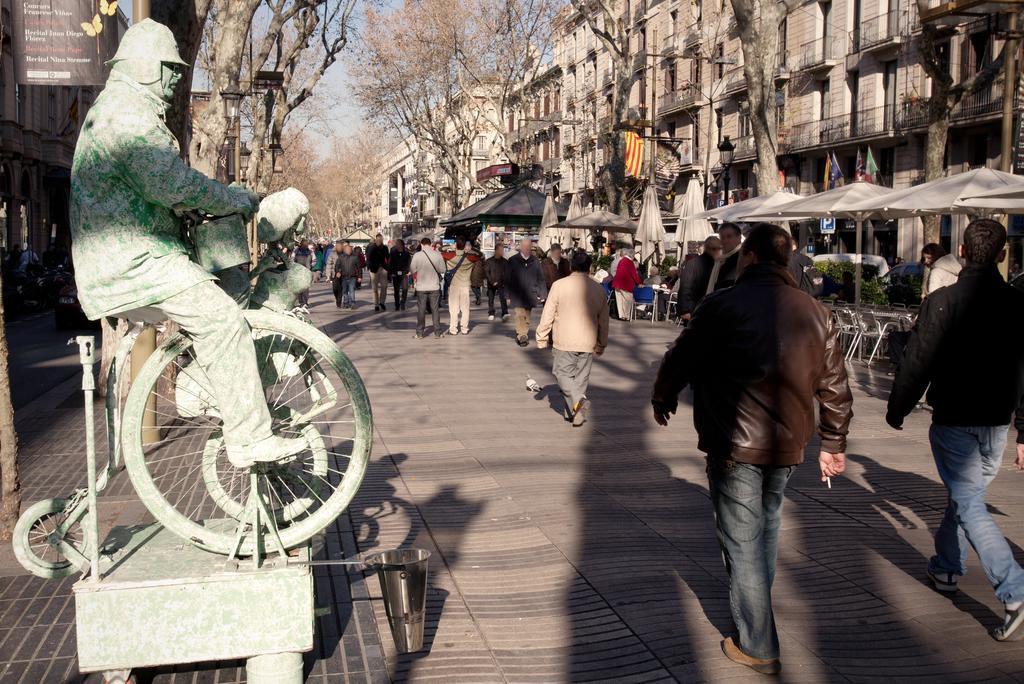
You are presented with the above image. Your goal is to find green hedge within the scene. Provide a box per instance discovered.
[815,261,889,306]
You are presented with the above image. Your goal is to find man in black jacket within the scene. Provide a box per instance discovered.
[367,233,390,312]
[484,242,509,320]
[705,222,742,292]
[677,235,722,320]
[887,218,1024,641]
[505,238,546,347]
[653,224,852,674]
[389,240,411,311]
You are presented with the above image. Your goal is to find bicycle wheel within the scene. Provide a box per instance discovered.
[120,309,371,555]
[13,498,90,579]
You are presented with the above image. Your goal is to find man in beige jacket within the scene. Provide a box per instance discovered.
[537,252,610,426]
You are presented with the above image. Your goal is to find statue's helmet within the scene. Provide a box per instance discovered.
[106,19,187,84]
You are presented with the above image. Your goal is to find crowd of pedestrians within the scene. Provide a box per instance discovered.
[290,220,1024,676]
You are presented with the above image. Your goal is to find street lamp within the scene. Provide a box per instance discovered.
[221,82,244,184]
[718,135,735,205]
[268,141,284,173]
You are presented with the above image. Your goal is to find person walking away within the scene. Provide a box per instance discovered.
[471,250,485,305]
[410,237,446,338]
[651,223,853,674]
[505,238,547,347]
[536,252,609,427]
[389,239,411,310]
[611,247,642,320]
[787,242,823,297]
[678,236,722,320]
[921,243,962,298]
[311,243,325,283]
[886,219,1024,641]
[332,244,360,309]
[320,241,333,285]
[541,244,571,289]
[485,242,509,320]
[443,236,478,335]
[706,223,743,292]
[367,234,390,311]
[327,240,346,307]
[292,238,314,307]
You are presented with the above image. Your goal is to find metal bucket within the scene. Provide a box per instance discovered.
[364,548,431,653]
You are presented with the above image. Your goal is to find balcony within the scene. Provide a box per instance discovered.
[657,83,701,115]
[732,135,755,161]
[633,52,649,73]
[894,83,1009,132]
[0,120,23,156]
[602,69,613,87]
[795,37,840,74]
[779,106,899,151]
[662,32,676,54]
[850,10,907,54]
[542,157,562,175]
[724,69,748,96]
[683,25,701,51]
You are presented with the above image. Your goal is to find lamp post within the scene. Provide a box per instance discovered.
[220,82,243,183]
[718,135,735,207]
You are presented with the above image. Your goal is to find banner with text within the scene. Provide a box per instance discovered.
[14,1,121,86]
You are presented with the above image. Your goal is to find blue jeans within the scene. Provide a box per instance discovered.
[928,424,1024,604]
[707,458,795,660]
[342,277,356,307]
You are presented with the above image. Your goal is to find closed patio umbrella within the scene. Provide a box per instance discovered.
[537,194,560,252]
[554,209,638,236]
[636,185,667,265]
[560,193,586,247]
[677,176,715,254]
[745,181,895,308]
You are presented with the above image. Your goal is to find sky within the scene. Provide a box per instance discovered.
[123,2,367,157]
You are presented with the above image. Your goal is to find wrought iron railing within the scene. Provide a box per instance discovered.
[796,36,840,71]
[850,10,907,53]
[657,83,701,113]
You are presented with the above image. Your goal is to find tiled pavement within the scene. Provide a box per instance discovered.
[4,283,1024,682]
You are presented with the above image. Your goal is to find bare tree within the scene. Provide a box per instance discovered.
[916,2,1012,244]
[728,0,785,195]
[355,0,554,212]
[569,0,642,214]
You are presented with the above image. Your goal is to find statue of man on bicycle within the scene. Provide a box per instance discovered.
[70,19,305,468]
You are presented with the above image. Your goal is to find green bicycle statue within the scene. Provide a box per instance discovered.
[12,19,371,578]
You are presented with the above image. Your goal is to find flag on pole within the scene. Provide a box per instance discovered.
[625,131,645,178]
[829,151,844,189]
[865,147,879,184]
[823,152,832,189]
[854,149,864,181]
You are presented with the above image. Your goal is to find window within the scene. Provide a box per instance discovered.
[820,1,832,46]
[937,40,951,77]
[670,10,677,35]
[716,44,725,80]
[880,147,895,186]
[508,112,515,133]
[778,17,788,67]
[475,135,487,152]
[968,133,988,168]
[738,111,751,137]
[820,80,831,120]
[883,61,897,127]
[715,108,724,144]
[666,59,677,92]
[544,93,551,116]
[553,129,560,157]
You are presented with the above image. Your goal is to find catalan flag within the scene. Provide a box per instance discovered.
[625,131,645,178]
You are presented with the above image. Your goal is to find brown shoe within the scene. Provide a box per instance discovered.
[721,637,782,675]
[572,398,588,427]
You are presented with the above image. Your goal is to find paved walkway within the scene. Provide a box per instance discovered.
[4,282,1024,682]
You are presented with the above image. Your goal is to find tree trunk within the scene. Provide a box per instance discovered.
[732,0,781,195]
[189,0,261,177]
[922,113,949,246]
[0,268,20,541]
[152,0,214,152]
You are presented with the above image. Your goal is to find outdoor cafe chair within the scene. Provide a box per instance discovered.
[631,286,657,325]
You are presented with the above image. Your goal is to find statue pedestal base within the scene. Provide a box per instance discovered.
[73,521,313,683]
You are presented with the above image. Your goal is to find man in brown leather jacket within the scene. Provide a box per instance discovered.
[651,223,853,675]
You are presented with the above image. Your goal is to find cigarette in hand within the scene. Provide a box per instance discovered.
[826,477,832,489]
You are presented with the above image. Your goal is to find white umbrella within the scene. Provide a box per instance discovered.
[677,176,715,254]
[560,193,586,247]
[693,190,803,222]
[745,181,895,308]
[537,195,559,252]
[636,185,667,264]
[844,167,1024,216]
[554,210,638,234]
